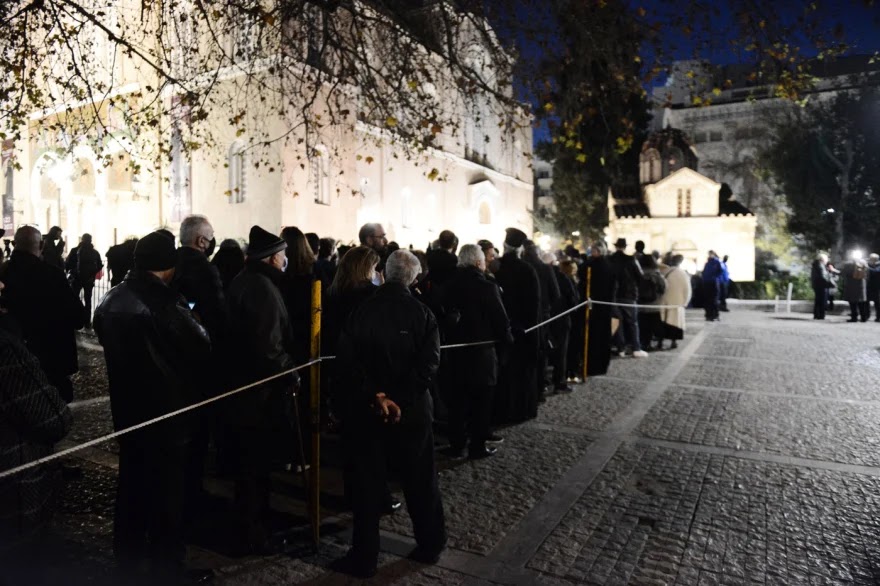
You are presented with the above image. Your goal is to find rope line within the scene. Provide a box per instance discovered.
[0,360,320,481]
[3,298,690,480]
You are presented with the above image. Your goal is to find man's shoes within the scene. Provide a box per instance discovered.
[847,318,858,322]
[632,350,649,358]
[554,384,573,393]
[441,446,466,460]
[670,341,678,349]
[409,545,445,565]
[618,351,628,358]
[469,445,497,460]
[485,434,504,444]
[330,553,377,579]
[384,497,402,515]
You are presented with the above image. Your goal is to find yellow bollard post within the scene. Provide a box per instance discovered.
[309,279,322,550]
[582,267,592,381]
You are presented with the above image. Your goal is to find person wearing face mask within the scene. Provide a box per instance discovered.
[173,215,224,341]
[223,225,302,554]
[93,231,213,583]
[172,215,225,522]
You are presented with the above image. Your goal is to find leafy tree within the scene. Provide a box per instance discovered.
[761,88,880,259]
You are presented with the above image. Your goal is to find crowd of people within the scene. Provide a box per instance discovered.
[0,219,700,582]
[811,251,880,322]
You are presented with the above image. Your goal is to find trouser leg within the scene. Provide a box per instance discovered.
[447,382,468,451]
[850,302,859,320]
[468,383,492,450]
[396,413,446,553]
[46,372,73,404]
[552,331,569,386]
[621,306,640,351]
[147,444,187,572]
[114,441,149,568]
[82,284,94,325]
[813,288,826,318]
[860,301,870,321]
[234,429,272,547]
[349,421,385,567]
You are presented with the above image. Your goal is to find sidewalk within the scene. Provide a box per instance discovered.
[46,310,880,584]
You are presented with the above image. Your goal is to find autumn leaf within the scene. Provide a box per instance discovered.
[407,80,418,90]
[427,168,440,181]
[365,156,374,164]
[576,153,587,163]
[385,116,398,127]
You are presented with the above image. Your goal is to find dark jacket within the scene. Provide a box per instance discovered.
[524,253,561,320]
[701,257,724,284]
[440,267,513,386]
[608,250,642,303]
[867,263,880,298]
[173,246,225,341]
[75,243,103,285]
[322,282,377,358]
[811,260,833,290]
[0,250,85,378]
[337,282,440,416]
[225,259,298,427]
[106,241,136,287]
[552,266,578,335]
[40,237,65,271]
[0,326,72,550]
[842,261,868,303]
[494,252,541,350]
[313,258,337,292]
[94,270,211,443]
[210,246,245,292]
[281,271,315,365]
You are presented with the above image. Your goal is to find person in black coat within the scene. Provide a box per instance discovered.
[493,228,541,423]
[106,237,138,287]
[868,253,880,321]
[334,249,446,579]
[583,241,614,376]
[523,241,561,393]
[93,231,212,581]
[0,226,85,402]
[224,226,301,553]
[40,226,65,271]
[810,253,833,320]
[439,245,513,460]
[551,259,578,391]
[313,237,338,291]
[211,239,245,292]
[173,216,224,341]
[71,234,104,327]
[607,238,646,356]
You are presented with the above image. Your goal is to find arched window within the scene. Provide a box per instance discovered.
[478,200,491,224]
[641,148,661,183]
[309,145,330,205]
[665,147,684,176]
[228,141,246,204]
[72,158,96,197]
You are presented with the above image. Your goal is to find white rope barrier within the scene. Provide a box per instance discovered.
[5,298,690,480]
[0,360,321,481]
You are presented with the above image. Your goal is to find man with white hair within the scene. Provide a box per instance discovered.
[811,252,834,320]
[334,249,446,578]
[440,244,512,460]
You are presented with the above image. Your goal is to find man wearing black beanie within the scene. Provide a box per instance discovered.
[94,231,213,583]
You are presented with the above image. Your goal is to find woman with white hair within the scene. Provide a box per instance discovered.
[810,253,834,319]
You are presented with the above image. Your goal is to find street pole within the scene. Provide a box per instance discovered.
[308,279,322,550]
[582,267,591,381]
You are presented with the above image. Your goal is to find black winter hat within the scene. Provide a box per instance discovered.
[504,227,528,248]
[614,237,627,249]
[135,231,178,271]
[247,225,286,260]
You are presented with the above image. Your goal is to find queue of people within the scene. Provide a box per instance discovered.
[0,218,699,582]
[812,251,880,322]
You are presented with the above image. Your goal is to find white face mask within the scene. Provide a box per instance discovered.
[371,271,381,286]
[282,256,289,273]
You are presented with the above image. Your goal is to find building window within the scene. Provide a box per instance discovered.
[478,200,491,225]
[228,141,246,204]
[686,189,692,217]
[693,131,708,144]
[232,17,258,63]
[709,130,723,142]
[170,125,192,222]
[677,188,683,217]
[309,145,330,205]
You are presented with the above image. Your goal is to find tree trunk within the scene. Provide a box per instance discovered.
[822,139,853,261]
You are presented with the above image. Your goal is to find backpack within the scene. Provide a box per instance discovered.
[638,271,667,305]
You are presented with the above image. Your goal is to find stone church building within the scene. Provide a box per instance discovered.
[606,128,757,281]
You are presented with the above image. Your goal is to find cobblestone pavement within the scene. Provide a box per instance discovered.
[22,308,880,585]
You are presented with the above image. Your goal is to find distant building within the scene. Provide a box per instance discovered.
[533,158,555,215]
[606,128,757,281]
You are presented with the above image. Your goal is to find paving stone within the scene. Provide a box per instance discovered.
[535,378,645,432]
[528,443,880,585]
[381,426,593,554]
[638,387,880,466]
[71,348,110,401]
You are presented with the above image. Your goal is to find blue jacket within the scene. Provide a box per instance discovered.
[702,258,724,284]
[720,261,730,284]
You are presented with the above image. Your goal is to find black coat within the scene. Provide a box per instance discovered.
[281,271,315,364]
[210,246,245,292]
[440,267,513,386]
[106,241,136,287]
[495,253,541,344]
[173,246,225,341]
[75,243,103,285]
[552,267,578,337]
[524,254,561,320]
[94,269,211,443]
[40,238,65,271]
[584,256,614,376]
[225,260,297,427]
[608,250,642,303]
[337,282,440,415]
[322,282,377,358]
[0,251,85,378]
[0,326,72,550]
